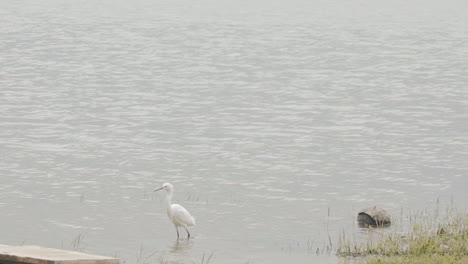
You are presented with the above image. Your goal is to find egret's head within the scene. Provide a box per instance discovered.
[154,183,173,192]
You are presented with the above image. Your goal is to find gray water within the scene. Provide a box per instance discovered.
[1,0,468,263]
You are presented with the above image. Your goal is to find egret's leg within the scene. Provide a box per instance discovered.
[184,226,191,238]
[175,227,179,239]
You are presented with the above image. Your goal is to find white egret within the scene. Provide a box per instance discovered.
[154,183,196,238]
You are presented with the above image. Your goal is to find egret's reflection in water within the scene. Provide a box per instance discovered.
[170,238,194,254]
[159,238,194,264]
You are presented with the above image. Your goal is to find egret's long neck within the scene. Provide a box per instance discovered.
[165,189,173,208]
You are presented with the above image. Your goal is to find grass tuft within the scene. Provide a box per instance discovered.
[338,207,467,264]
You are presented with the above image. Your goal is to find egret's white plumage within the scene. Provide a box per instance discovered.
[155,183,195,238]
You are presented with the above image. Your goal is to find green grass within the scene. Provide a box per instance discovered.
[361,255,468,264]
[70,233,87,251]
[338,207,467,264]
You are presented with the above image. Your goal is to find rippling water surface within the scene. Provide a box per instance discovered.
[1,0,467,263]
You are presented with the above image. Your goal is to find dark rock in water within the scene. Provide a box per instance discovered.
[358,206,391,227]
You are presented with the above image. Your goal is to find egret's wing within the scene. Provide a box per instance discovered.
[171,204,196,226]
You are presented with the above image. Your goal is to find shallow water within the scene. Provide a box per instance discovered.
[1,0,467,263]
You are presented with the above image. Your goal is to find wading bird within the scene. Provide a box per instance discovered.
[154,183,196,238]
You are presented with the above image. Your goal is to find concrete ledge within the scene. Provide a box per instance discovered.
[0,245,119,264]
